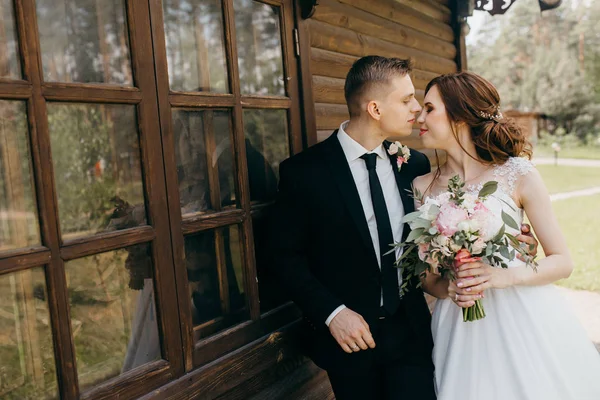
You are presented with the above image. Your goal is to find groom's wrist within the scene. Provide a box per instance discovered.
[325,305,346,327]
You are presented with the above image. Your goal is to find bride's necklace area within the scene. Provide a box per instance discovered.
[440,165,494,187]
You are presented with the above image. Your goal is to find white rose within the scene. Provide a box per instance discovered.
[388,143,399,155]
[471,238,486,254]
[462,193,478,212]
[457,221,471,233]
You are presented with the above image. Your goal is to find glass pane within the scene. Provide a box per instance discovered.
[243,109,288,202]
[0,0,22,79]
[172,109,236,215]
[0,101,41,252]
[163,0,229,93]
[47,103,146,241]
[65,244,161,391]
[36,0,132,85]
[235,0,285,96]
[0,268,58,399]
[185,225,247,335]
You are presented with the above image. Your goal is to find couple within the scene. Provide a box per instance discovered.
[268,56,600,399]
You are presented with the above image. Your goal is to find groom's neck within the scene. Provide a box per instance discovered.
[345,118,385,152]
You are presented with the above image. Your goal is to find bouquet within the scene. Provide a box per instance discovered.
[394,176,537,322]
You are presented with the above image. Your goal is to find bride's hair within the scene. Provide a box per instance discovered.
[425,71,533,165]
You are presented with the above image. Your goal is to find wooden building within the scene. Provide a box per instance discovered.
[0,0,465,399]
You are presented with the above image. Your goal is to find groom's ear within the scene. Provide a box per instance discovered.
[366,100,381,121]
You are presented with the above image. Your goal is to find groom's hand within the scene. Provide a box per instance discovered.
[329,308,375,353]
[516,223,539,259]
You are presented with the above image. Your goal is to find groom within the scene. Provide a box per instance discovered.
[267,56,533,399]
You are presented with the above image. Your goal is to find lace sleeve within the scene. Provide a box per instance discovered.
[493,157,536,196]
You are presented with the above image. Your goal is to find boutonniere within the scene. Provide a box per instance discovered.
[387,141,411,171]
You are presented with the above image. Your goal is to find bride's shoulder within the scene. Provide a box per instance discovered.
[412,171,437,194]
[497,156,536,176]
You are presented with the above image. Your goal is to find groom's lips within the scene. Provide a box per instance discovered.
[419,129,428,137]
[408,118,416,123]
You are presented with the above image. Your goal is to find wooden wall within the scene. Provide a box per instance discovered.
[304,0,458,159]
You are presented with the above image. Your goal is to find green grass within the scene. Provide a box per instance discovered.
[537,165,600,194]
[550,195,600,292]
[534,146,600,160]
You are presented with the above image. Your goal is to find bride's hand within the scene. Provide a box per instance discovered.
[455,261,515,292]
[448,279,483,308]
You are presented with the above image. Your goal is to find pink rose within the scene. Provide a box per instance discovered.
[470,202,496,240]
[435,202,468,237]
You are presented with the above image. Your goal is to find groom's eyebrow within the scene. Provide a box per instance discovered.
[402,93,415,100]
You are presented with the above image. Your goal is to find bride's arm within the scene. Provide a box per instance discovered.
[508,168,573,285]
[456,168,573,290]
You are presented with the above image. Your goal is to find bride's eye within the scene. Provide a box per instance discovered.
[426,107,433,112]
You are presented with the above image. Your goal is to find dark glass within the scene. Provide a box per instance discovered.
[172,109,236,216]
[0,0,22,79]
[185,225,247,336]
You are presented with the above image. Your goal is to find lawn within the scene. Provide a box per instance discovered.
[548,194,600,292]
[534,145,600,160]
[536,165,600,194]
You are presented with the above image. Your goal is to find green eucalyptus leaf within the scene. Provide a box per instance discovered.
[502,211,520,230]
[478,181,498,198]
[406,228,426,243]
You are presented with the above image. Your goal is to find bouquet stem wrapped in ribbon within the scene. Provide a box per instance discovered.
[394,176,537,322]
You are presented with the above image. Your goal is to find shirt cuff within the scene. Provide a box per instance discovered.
[325,305,347,327]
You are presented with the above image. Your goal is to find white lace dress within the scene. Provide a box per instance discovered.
[432,157,600,400]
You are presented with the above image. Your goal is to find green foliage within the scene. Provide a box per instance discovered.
[468,1,600,141]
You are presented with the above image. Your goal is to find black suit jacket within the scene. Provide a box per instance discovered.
[268,131,433,371]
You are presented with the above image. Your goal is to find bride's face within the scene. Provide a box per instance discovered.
[417,85,454,150]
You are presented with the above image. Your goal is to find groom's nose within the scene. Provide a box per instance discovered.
[411,99,422,114]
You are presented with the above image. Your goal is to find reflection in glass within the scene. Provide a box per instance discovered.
[172,109,236,215]
[47,103,146,241]
[65,244,160,391]
[0,101,41,252]
[36,0,132,85]
[185,226,247,335]
[0,0,22,79]
[0,268,58,399]
[254,216,287,313]
[243,109,288,202]
[163,0,228,93]
[235,0,285,96]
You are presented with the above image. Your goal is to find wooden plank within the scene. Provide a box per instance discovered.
[148,0,195,372]
[313,75,425,105]
[0,248,51,274]
[60,226,155,260]
[240,96,292,109]
[140,319,314,400]
[338,0,455,42]
[0,81,31,98]
[315,102,348,130]
[392,0,451,23]
[80,360,171,400]
[41,83,143,103]
[313,0,456,60]
[169,92,235,108]
[310,48,440,89]
[20,0,79,397]
[181,210,246,236]
[308,20,456,75]
[246,362,333,400]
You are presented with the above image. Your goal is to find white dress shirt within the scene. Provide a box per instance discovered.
[325,121,405,326]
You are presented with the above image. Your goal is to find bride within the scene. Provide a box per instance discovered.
[413,71,600,400]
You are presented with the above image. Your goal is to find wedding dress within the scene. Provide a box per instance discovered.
[431,157,600,400]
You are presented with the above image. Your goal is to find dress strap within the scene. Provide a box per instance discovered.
[492,157,535,196]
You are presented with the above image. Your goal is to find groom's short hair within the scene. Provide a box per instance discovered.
[344,56,413,117]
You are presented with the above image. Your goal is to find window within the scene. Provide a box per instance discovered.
[0,0,304,398]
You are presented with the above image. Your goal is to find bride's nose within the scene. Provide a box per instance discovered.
[417,110,426,124]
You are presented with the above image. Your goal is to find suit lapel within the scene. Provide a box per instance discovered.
[324,131,378,265]
[384,141,415,241]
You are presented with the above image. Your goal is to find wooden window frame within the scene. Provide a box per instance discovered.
[148,0,304,372]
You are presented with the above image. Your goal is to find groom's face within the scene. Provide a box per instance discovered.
[373,74,422,139]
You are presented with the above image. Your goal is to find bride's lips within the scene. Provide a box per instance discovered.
[419,129,428,137]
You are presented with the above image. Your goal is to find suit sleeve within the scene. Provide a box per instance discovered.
[267,159,343,326]
[412,149,431,177]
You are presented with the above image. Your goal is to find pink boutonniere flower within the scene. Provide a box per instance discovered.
[387,141,411,171]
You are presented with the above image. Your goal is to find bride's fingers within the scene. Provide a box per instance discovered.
[457,275,490,290]
[456,267,486,279]
[463,281,491,294]
[454,293,483,303]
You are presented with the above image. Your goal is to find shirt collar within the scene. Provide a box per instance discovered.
[337,120,388,163]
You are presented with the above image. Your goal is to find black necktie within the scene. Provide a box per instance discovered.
[360,153,400,315]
